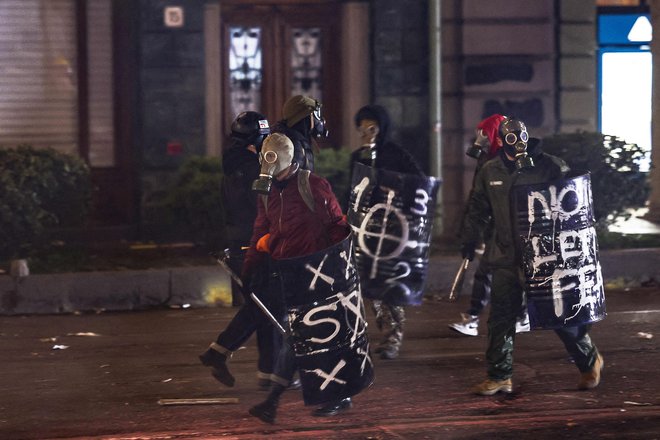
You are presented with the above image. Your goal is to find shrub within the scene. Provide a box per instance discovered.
[541,132,649,232]
[0,146,91,259]
[159,156,225,249]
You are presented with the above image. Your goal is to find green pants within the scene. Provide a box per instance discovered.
[487,266,599,380]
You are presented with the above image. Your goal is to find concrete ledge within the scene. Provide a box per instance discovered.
[1,266,232,315]
[1,249,658,315]
[425,248,660,295]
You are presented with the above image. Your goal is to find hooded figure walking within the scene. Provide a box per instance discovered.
[347,105,426,360]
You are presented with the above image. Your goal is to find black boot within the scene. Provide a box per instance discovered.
[312,397,352,417]
[249,384,286,424]
[199,348,235,387]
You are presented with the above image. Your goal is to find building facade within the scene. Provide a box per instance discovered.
[0,0,655,240]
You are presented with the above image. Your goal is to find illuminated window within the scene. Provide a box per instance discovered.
[228,27,262,115]
[291,28,323,99]
[598,13,652,171]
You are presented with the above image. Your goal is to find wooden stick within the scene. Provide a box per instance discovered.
[157,397,239,406]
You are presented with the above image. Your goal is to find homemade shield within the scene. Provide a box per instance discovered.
[346,162,440,306]
[275,234,374,405]
[512,173,606,329]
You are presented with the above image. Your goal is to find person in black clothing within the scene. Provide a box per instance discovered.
[460,117,603,395]
[349,104,425,360]
[272,95,328,172]
[199,111,285,390]
[449,114,530,337]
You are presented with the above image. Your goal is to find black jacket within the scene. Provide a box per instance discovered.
[461,151,570,267]
[222,144,259,243]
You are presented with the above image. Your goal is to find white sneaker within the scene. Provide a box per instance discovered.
[515,315,530,333]
[449,313,479,336]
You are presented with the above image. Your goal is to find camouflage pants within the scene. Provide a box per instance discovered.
[372,300,406,352]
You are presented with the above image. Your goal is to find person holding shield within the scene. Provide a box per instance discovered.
[348,104,426,360]
[460,117,603,395]
[244,133,370,423]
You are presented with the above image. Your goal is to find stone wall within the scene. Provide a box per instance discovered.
[136,0,207,233]
[370,0,431,169]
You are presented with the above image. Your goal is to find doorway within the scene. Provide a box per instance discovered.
[220,2,343,148]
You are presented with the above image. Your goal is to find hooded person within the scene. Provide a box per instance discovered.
[200,111,289,391]
[222,111,271,259]
[347,104,425,360]
[450,114,531,337]
[272,95,329,172]
[242,133,357,423]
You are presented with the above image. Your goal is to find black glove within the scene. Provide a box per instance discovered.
[461,242,476,261]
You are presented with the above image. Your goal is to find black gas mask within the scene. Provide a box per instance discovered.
[311,101,329,138]
[357,121,379,166]
[499,118,534,169]
[466,128,490,160]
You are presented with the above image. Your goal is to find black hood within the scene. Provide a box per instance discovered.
[354,104,391,147]
[222,143,258,175]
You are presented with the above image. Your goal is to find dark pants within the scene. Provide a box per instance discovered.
[216,262,283,377]
[467,257,492,316]
[227,243,247,307]
[486,266,599,380]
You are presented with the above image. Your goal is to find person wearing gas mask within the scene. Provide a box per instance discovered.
[450,114,530,336]
[243,133,354,423]
[348,104,425,360]
[199,111,286,391]
[460,117,603,395]
[271,95,328,173]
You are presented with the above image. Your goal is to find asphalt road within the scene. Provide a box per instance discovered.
[1,286,659,440]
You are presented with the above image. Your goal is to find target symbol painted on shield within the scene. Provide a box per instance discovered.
[354,190,409,279]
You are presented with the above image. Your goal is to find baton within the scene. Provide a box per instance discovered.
[448,258,470,302]
[211,250,287,336]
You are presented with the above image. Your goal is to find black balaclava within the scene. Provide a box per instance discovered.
[354,105,391,148]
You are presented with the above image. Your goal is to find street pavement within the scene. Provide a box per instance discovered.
[1,285,660,439]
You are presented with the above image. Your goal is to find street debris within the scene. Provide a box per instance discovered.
[52,345,69,350]
[67,332,102,337]
[161,378,172,383]
[623,401,653,406]
[636,332,653,339]
[157,398,239,406]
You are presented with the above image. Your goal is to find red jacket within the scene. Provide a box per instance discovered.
[242,172,349,277]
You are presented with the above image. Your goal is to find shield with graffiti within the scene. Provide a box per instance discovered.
[346,162,440,306]
[275,233,374,405]
[512,173,606,329]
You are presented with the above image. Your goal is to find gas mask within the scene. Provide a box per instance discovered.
[466,128,489,159]
[311,101,329,138]
[357,121,379,165]
[251,133,295,195]
[499,118,534,169]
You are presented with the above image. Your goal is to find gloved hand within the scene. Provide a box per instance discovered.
[461,242,476,261]
[256,233,271,253]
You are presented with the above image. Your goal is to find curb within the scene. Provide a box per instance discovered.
[1,249,659,315]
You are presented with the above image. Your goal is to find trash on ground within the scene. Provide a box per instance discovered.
[157,398,239,406]
[52,345,69,350]
[623,401,652,406]
[67,332,102,337]
[636,332,653,339]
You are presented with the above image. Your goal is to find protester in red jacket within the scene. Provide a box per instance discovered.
[242,135,348,278]
[243,133,354,424]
